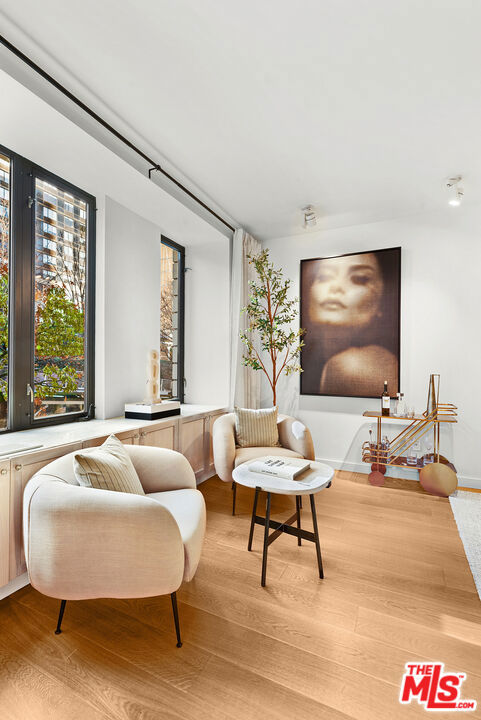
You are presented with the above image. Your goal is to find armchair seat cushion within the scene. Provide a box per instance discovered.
[148,488,206,583]
[234,446,303,466]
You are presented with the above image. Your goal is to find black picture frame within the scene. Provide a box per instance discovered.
[300,247,401,399]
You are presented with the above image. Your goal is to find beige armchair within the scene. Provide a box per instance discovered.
[23,445,206,648]
[212,413,315,514]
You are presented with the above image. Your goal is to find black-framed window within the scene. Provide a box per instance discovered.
[0,143,95,432]
[160,236,184,403]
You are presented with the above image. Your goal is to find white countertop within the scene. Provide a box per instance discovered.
[0,404,227,458]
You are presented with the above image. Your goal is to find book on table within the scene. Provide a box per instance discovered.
[248,456,311,480]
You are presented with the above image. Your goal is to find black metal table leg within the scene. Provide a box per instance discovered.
[239,478,330,586]
[54,599,67,635]
[232,480,237,516]
[170,592,183,648]
[296,495,302,546]
[248,486,260,551]
[261,492,272,587]
[309,494,324,579]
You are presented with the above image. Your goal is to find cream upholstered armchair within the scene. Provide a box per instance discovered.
[23,445,205,648]
[212,413,315,514]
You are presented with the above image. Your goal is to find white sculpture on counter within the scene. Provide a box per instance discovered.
[124,349,180,420]
[144,349,160,405]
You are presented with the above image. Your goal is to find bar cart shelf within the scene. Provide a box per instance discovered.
[361,376,457,486]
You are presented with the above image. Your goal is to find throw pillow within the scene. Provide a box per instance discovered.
[234,406,280,448]
[73,434,145,495]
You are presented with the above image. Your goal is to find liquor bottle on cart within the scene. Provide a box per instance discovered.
[395,392,405,417]
[381,380,390,416]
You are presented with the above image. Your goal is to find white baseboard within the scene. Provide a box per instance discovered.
[0,573,29,601]
[316,457,481,490]
[457,476,481,491]
[316,456,420,481]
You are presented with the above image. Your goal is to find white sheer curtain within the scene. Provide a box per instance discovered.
[229,229,261,409]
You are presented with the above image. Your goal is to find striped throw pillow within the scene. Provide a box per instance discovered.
[73,434,145,495]
[234,407,280,448]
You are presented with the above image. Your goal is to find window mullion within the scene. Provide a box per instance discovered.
[10,156,34,430]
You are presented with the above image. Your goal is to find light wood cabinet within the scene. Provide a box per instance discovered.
[181,417,206,478]
[82,429,140,448]
[0,459,10,587]
[180,411,227,481]
[9,442,82,581]
[139,419,177,450]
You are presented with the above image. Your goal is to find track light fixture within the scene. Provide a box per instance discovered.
[445,176,464,207]
[302,205,317,228]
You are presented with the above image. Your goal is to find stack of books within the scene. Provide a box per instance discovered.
[248,456,311,480]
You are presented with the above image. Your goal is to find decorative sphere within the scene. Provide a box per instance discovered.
[369,470,385,486]
[420,463,458,497]
[371,463,387,475]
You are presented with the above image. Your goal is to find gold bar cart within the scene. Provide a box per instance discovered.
[361,375,457,486]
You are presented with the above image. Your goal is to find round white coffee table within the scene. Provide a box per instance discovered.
[232,457,334,586]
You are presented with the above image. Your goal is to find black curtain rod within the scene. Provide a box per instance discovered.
[0,33,235,233]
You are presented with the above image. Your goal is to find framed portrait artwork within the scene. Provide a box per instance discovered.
[300,247,401,398]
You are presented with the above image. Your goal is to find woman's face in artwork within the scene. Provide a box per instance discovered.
[308,253,383,328]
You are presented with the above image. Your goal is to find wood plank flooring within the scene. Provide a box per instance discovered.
[1,471,480,719]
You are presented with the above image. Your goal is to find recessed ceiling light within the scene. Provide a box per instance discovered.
[445,176,464,207]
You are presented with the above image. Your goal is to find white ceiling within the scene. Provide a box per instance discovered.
[1,0,481,239]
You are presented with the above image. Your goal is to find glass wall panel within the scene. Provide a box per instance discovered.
[160,241,181,398]
[33,178,87,419]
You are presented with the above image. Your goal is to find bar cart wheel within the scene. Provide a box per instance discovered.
[368,470,385,486]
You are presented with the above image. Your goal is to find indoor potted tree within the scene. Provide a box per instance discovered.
[240,249,304,407]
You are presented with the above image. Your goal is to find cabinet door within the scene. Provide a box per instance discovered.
[139,422,176,450]
[0,460,10,587]
[181,418,206,476]
[10,442,82,581]
[82,429,140,448]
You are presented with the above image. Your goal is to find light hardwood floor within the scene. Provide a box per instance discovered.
[1,471,480,719]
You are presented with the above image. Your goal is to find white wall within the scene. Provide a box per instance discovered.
[263,206,481,488]
[104,198,160,417]
[0,69,230,415]
[184,236,231,405]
